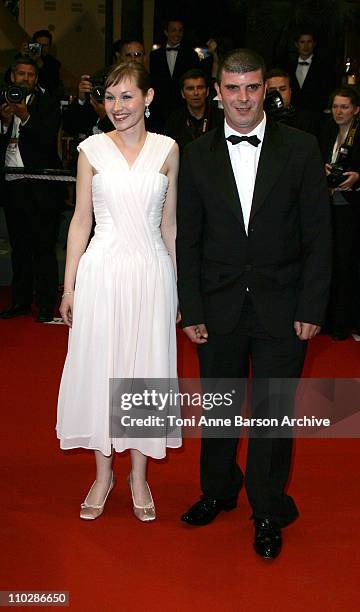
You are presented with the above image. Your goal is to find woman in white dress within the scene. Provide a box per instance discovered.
[56,62,181,521]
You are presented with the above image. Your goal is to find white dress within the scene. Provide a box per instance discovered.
[56,132,181,458]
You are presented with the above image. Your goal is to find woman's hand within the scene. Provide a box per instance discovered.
[60,295,74,327]
[336,171,360,191]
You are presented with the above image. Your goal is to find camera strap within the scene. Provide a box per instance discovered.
[343,114,360,148]
[332,115,360,164]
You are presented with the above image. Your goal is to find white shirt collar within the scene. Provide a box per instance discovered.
[297,54,313,64]
[224,113,266,142]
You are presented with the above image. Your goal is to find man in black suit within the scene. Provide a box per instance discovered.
[176,49,331,559]
[286,31,335,132]
[149,18,200,131]
[0,56,64,322]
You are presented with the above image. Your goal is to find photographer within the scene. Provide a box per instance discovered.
[265,68,320,136]
[320,86,360,339]
[0,56,65,322]
[62,40,146,141]
[31,29,62,98]
[62,73,113,140]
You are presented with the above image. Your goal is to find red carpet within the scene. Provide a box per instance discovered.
[1,297,360,611]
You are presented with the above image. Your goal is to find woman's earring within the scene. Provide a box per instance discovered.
[145,104,150,119]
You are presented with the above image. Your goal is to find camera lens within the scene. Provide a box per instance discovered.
[327,166,345,188]
[91,85,105,102]
[6,85,25,104]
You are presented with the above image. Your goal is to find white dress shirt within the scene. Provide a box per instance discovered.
[3,94,31,180]
[224,114,266,234]
[166,46,179,76]
[296,54,313,88]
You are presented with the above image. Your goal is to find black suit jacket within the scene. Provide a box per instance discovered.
[287,55,335,112]
[0,89,62,170]
[149,44,200,127]
[176,120,332,337]
[62,98,113,137]
[0,89,65,204]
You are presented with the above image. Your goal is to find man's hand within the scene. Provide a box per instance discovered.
[78,74,92,102]
[294,321,320,340]
[183,323,208,344]
[90,97,106,119]
[0,102,14,126]
[8,99,29,123]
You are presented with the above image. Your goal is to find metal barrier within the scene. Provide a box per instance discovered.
[1,167,76,182]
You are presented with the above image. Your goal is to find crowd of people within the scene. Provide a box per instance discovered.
[0,18,359,560]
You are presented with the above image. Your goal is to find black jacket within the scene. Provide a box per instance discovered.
[0,88,62,170]
[149,44,200,127]
[177,120,332,336]
[62,98,113,137]
[286,55,335,112]
[320,116,360,204]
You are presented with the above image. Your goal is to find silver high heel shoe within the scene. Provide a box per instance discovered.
[80,472,115,520]
[128,473,156,522]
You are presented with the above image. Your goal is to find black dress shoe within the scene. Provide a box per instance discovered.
[0,304,31,319]
[181,495,238,526]
[36,308,54,323]
[254,518,282,559]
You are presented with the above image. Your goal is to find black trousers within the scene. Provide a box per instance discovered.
[197,294,307,527]
[4,180,61,309]
[326,204,360,334]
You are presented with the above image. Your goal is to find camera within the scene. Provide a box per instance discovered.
[28,42,42,56]
[0,84,27,105]
[86,78,105,102]
[264,90,295,123]
[327,145,349,188]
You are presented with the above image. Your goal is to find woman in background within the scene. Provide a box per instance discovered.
[320,85,360,340]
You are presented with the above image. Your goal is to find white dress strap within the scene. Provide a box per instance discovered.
[77,134,106,173]
[144,133,175,173]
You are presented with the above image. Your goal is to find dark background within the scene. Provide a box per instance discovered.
[121,0,360,76]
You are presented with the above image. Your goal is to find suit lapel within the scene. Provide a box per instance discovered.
[250,120,288,221]
[210,127,245,229]
[301,60,316,91]
[159,48,171,77]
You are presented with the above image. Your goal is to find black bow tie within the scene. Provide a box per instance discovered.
[298,61,310,66]
[227,134,261,147]
[166,46,179,51]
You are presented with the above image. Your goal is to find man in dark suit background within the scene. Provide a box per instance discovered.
[286,31,335,134]
[149,17,200,131]
[176,48,331,559]
[0,56,64,322]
